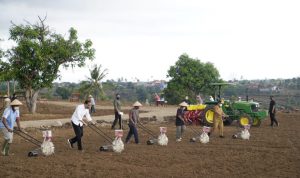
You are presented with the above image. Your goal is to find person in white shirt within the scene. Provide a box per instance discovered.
[0,99,23,156]
[67,100,95,151]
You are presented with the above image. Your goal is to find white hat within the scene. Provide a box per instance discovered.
[133,101,142,107]
[10,99,23,106]
[179,102,188,107]
[3,94,8,97]
[88,95,93,98]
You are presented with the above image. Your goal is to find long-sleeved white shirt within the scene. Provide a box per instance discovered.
[71,104,92,126]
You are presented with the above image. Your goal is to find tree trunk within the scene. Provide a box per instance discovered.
[6,81,10,96]
[25,89,40,114]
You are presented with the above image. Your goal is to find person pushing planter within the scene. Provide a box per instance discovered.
[125,101,142,144]
[0,99,23,156]
[67,100,96,151]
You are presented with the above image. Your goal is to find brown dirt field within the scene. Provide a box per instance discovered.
[0,101,134,121]
[0,111,299,178]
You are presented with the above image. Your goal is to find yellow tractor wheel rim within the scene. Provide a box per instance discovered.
[205,110,214,123]
[252,118,259,126]
[240,117,249,126]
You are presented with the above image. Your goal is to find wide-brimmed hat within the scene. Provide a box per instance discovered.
[10,99,23,106]
[133,101,142,107]
[218,99,224,104]
[88,95,93,98]
[3,94,8,97]
[179,102,188,107]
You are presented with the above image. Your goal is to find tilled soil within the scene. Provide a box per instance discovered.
[0,112,299,178]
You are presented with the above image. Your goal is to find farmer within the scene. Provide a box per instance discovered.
[3,94,11,108]
[112,93,122,130]
[0,99,23,156]
[183,96,190,105]
[269,96,279,127]
[125,101,142,144]
[176,102,188,142]
[154,93,160,106]
[88,95,96,114]
[67,100,95,151]
[196,95,203,105]
[211,99,227,138]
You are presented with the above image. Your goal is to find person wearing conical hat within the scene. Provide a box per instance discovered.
[210,99,227,138]
[3,95,11,108]
[0,99,23,156]
[125,101,142,144]
[88,95,96,114]
[175,102,188,142]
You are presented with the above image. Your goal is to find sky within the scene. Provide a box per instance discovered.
[0,0,299,83]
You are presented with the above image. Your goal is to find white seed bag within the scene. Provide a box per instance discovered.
[240,129,250,140]
[41,141,55,156]
[158,133,168,146]
[112,137,124,153]
[199,132,209,144]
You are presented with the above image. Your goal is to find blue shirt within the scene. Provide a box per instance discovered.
[0,107,20,129]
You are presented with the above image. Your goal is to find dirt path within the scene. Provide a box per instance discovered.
[21,101,177,128]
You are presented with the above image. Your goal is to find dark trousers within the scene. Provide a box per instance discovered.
[70,122,84,150]
[125,124,139,144]
[270,113,278,126]
[112,111,122,129]
[90,105,95,114]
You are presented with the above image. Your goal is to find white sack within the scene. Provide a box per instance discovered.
[158,133,168,146]
[240,129,250,140]
[41,141,55,156]
[112,137,124,153]
[199,132,209,144]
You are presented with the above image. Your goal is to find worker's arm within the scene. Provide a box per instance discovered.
[2,117,13,132]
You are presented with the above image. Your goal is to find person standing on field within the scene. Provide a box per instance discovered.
[269,96,279,127]
[175,102,188,142]
[88,95,96,114]
[210,99,227,138]
[112,93,123,130]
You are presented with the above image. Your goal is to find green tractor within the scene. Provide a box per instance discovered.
[202,83,268,127]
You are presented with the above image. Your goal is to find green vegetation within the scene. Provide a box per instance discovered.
[164,54,221,104]
[0,16,95,113]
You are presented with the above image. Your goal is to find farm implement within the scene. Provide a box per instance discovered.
[184,83,268,127]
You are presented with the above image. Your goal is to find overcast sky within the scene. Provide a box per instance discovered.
[0,0,299,83]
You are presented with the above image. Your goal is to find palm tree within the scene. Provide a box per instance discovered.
[79,64,108,100]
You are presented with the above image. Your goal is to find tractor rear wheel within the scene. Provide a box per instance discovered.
[203,108,214,126]
[238,114,253,127]
[252,117,261,127]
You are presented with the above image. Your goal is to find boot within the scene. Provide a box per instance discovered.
[1,140,8,155]
[4,143,10,156]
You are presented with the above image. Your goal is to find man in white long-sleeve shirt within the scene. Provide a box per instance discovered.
[67,100,95,151]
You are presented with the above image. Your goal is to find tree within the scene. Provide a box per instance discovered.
[164,54,221,104]
[79,64,108,100]
[2,16,95,113]
[55,87,71,100]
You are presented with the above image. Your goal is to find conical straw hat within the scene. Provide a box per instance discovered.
[10,99,23,106]
[179,102,188,107]
[133,101,142,107]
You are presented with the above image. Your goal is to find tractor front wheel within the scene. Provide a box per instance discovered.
[252,117,261,127]
[238,115,253,127]
[203,109,214,126]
